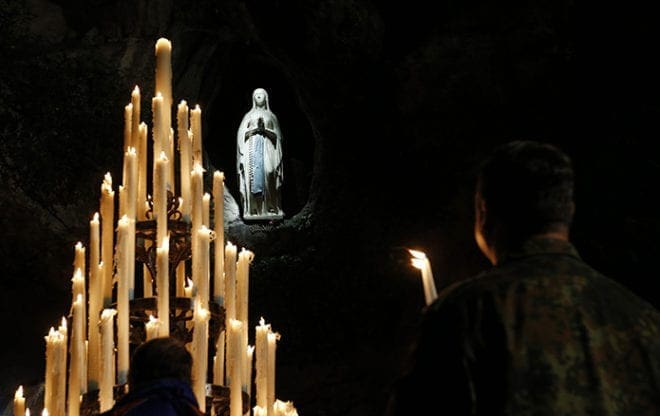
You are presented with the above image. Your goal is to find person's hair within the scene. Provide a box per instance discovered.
[477,140,574,241]
[128,337,193,389]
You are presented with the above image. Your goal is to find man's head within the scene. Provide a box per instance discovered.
[128,337,193,390]
[474,140,575,264]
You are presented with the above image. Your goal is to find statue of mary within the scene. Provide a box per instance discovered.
[236,88,284,220]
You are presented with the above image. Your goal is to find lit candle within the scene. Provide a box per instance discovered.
[99,309,117,412]
[131,86,141,150]
[236,248,254,330]
[212,171,225,306]
[116,215,131,384]
[177,101,191,220]
[409,249,438,306]
[152,93,165,158]
[213,329,225,385]
[184,277,194,298]
[100,173,114,306]
[191,105,202,165]
[267,330,281,416]
[123,103,132,153]
[14,385,25,416]
[137,122,148,220]
[224,242,237,322]
[245,345,255,397]
[44,323,66,416]
[67,294,83,416]
[228,318,244,416]
[191,300,210,409]
[154,151,169,248]
[155,38,172,144]
[145,315,161,341]
[157,236,170,336]
[193,225,213,308]
[88,213,101,391]
[71,261,86,373]
[123,147,138,300]
[202,192,210,226]
[191,161,204,249]
[255,317,271,409]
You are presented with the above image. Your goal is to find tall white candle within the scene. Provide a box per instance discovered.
[88,213,101,391]
[202,193,210,227]
[67,294,84,416]
[100,173,114,306]
[116,215,131,384]
[123,103,132,153]
[131,86,140,149]
[44,322,66,416]
[191,161,204,247]
[194,225,213,308]
[213,329,225,385]
[212,171,225,306]
[14,386,25,416]
[157,236,170,336]
[191,105,203,165]
[177,101,191,220]
[267,330,280,416]
[71,260,86,372]
[99,309,117,412]
[137,122,148,220]
[155,38,172,147]
[191,300,210,409]
[255,318,271,408]
[224,242,237,322]
[236,248,254,329]
[409,249,438,306]
[245,345,255,397]
[228,319,244,416]
[123,147,138,300]
[154,151,169,248]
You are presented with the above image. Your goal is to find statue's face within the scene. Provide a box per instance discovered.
[254,90,266,106]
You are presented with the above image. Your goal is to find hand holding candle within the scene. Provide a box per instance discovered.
[409,249,438,306]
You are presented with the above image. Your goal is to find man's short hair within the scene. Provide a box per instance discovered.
[128,337,193,389]
[477,140,574,238]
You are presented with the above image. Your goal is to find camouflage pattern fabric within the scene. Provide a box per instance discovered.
[386,238,660,416]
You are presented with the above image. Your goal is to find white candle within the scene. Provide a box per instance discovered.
[137,122,148,220]
[44,323,66,416]
[409,249,438,306]
[191,161,204,248]
[145,315,161,341]
[177,101,191,219]
[228,319,244,416]
[100,173,114,306]
[131,86,141,149]
[157,236,170,336]
[191,105,202,165]
[193,225,213,308]
[123,147,138,300]
[116,215,131,384]
[267,330,280,416]
[67,294,83,416]
[154,151,169,248]
[184,277,194,298]
[71,263,86,373]
[224,242,237,321]
[14,386,26,416]
[155,38,172,145]
[202,192,210,227]
[245,345,255,397]
[212,171,225,306]
[213,329,225,385]
[88,213,101,391]
[255,318,271,408]
[123,103,132,153]
[99,309,117,412]
[236,248,254,329]
[191,300,210,409]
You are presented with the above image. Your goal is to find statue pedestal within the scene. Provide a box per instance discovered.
[243,213,284,222]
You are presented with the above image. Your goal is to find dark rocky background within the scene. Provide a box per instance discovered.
[1,1,659,415]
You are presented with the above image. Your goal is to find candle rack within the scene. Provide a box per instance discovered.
[135,190,192,294]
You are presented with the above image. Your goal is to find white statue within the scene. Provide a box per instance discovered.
[237,88,284,220]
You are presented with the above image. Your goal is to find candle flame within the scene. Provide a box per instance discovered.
[408,249,426,259]
[214,170,225,180]
[26,409,30,416]
[15,385,23,399]
[61,317,67,330]
[148,314,158,324]
[92,212,99,222]
[133,85,140,94]
[259,317,266,326]
[42,409,49,416]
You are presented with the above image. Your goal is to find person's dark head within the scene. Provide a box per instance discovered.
[128,337,192,390]
[474,140,575,264]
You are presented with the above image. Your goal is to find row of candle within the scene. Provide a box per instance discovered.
[14,37,300,416]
